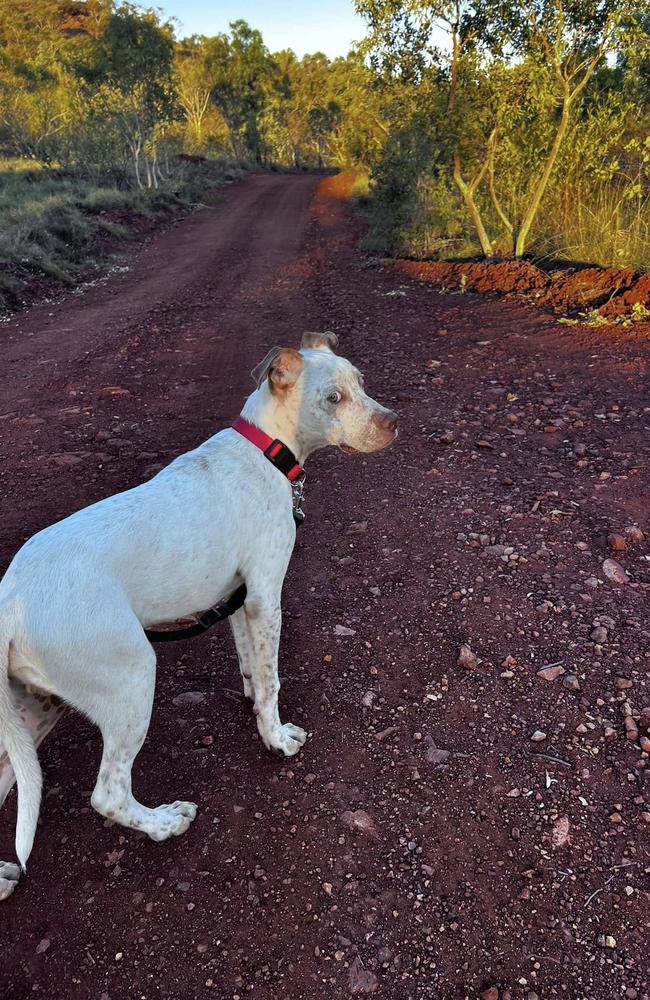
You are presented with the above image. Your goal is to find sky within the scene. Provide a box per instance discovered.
[155,1,367,58]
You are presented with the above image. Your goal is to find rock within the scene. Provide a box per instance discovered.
[481,989,499,1000]
[425,736,451,765]
[602,558,629,585]
[590,626,608,643]
[624,717,639,741]
[537,664,565,682]
[531,730,547,742]
[624,525,645,544]
[374,726,397,742]
[334,624,356,636]
[640,707,650,730]
[615,677,634,690]
[551,815,571,849]
[563,674,581,691]
[341,809,378,838]
[609,812,623,824]
[35,938,50,954]
[608,532,627,552]
[172,691,205,707]
[457,643,478,670]
[348,956,379,995]
[639,736,650,753]
[598,934,617,948]
[361,691,376,708]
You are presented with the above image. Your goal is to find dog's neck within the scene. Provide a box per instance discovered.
[239,384,320,465]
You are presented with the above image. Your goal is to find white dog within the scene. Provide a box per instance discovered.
[0,332,397,898]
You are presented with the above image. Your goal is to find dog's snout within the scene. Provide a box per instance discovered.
[377,409,398,433]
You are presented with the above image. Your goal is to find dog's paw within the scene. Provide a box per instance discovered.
[0,861,21,902]
[147,800,198,842]
[266,722,308,757]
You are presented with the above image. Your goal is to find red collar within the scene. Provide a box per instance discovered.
[232,417,304,482]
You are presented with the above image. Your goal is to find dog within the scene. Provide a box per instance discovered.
[0,332,397,898]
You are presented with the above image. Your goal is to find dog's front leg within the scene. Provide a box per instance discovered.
[229,608,255,700]
[245,598,306,757]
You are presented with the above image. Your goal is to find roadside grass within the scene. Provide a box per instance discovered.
[0,158,249,310]
[359,170,650,273]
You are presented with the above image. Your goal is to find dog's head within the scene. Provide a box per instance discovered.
[251,333,397,455]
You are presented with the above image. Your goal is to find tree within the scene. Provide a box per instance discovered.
[88,4,177,187]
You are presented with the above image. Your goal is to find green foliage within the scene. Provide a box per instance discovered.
[356,0,650,270]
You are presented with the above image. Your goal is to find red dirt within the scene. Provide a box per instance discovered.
[395,258,650,321]
[1,173,649,1000]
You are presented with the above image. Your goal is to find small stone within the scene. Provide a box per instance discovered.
[334,624,356,636]
[35,938,50,955]
[616,676,634,690]
[608,532,627,552]
[563,674,581,691]
[604,726,617,739]
[640,736,650,753]
[481,989,499,1000]
[341,809,378,838]
[609,812,623,824]
[172,691,205,707]
[506,787,521,798]
[602,558,628,585]
[598,934,617,949]
[624,525,645,544]
[457,643,478,670]
[624,717,639,741]
[531,730,546,742]
[551,815,571,849]
[590,626,608,643]
[348,956,379,995]
[537,664,565,682]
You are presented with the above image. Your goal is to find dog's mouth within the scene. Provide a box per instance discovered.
[339,443,360,454]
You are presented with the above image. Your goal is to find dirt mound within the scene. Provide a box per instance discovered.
[394,258,650,321]
[396,259,549,295]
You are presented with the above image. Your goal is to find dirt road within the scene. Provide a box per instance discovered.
[1,173,649,1000]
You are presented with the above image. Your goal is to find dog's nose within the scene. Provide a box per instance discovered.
[378,409,398,433]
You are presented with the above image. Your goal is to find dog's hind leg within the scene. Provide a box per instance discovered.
[80,638,197,842]
[229,608,255,700]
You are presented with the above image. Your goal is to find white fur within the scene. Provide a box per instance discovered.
[0,338,396,895]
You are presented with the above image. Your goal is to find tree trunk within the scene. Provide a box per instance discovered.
[452,152,492,257]
[514,96,571,257]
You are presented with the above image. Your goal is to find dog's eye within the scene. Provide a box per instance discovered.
[327,391,342,404]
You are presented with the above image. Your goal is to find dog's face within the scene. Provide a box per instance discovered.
[252,332,398,454]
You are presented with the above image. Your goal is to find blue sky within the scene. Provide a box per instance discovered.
[156,1,367,57]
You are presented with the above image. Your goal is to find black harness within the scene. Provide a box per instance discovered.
[144,436,305,643]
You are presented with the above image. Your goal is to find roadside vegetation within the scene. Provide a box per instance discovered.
[2,0,650,313]
[354,0,650,270]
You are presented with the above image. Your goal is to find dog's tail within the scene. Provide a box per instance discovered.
[0,608,41,870]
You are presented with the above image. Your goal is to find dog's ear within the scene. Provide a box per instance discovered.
[251,347,282,387]
[300,331,339,352]
[268,348,304,390]
[252,347,303,390]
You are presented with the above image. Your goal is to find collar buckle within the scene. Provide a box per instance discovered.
[263,439,303,481]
